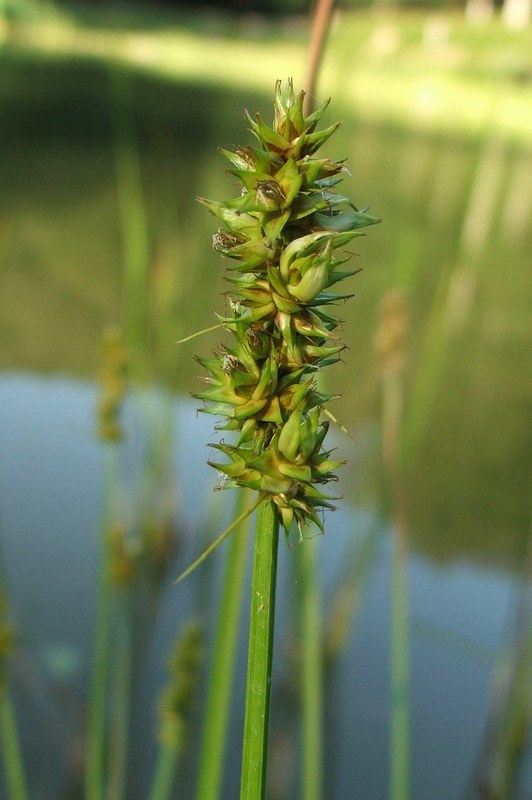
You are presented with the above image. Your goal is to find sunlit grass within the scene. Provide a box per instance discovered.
[2,4,531,144]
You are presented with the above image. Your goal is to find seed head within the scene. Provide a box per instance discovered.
[196,79,379,538]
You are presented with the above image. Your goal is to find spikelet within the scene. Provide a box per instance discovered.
[196,80,379,538]
[157,622,203,752]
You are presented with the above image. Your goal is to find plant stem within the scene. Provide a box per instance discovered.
[240,499,279,800]
[299,537,323,800]
[107,590,133,800]
[377,299,411,800]
[390,493,410,800]
[0,690,29,800]
[196,491,252,800]
[149,743,177,800]
[85,445,117,800]
[305,0,336,113]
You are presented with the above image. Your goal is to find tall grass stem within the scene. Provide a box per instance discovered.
[239,499,279,800]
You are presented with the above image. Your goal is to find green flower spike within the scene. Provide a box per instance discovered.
[191,79,378,552]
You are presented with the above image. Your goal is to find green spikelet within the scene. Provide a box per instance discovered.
[196,79,379,539]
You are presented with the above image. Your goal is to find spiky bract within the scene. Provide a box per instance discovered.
[196,80,378,537]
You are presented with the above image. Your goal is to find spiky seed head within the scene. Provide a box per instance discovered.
[195,81,379,537]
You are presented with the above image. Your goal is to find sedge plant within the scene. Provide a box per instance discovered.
[181,79,378,798]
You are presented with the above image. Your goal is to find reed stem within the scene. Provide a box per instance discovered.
[239,499,279,800]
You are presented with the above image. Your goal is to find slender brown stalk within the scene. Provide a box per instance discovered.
[305,0,336,114]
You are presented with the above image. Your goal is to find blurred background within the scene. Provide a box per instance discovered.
[0,0,531,798]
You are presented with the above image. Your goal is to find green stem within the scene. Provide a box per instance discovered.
[299,537,323,800]
[149,744,177,800]
[107,590,133,800]
[85,445,117,800]
[0,690,29,800]
[390,497,410,800]
[196,492,252,800]
[240,499,279,800]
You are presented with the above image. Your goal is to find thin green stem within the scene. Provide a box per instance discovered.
[390,503,410,800]
[0,690,29,800]
[107,590,133,800]
[85,445,117,800]
[299,537,323,800]
[240,499,279,800]
[149,744,177,800]
[196,491,252,800]
[379,335,410,800]
[176,494,265,584]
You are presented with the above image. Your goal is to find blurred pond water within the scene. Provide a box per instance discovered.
[0,54,531,798]
[0,373,530,800]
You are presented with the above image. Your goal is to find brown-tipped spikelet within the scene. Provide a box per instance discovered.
[196,80,379,538]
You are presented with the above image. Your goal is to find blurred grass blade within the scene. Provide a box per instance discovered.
[0,581,28,800]
[401,135,506,466]
[390,500,410,800]
[85,445,119,800]
[299,536,323,800]
[375,292,411,800]
[0,219,15,288]
[0,691,29,800]
[107,590,133,800]
[468,511,532,798]
[195,490,252,800]
[109,67,151,378]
